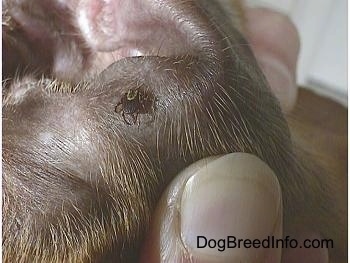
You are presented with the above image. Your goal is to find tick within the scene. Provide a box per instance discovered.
[115,87,153,125]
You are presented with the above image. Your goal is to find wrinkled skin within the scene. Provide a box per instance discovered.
[2,0,344,262]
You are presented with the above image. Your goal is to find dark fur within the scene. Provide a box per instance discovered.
[2,0,345,262]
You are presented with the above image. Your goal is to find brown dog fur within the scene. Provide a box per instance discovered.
[2,0,346,262]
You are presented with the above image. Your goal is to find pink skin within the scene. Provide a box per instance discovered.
[4,1,326,262]
[245,8,300,113]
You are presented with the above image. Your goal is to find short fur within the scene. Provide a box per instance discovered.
[2,0,346,262]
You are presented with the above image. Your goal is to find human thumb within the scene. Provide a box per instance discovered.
[140,153,283,263]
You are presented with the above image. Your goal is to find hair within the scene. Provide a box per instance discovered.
[2,0,343,262]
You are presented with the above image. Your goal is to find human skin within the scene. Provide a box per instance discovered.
[2,0,345,262]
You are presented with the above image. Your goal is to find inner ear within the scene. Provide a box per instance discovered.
[76,0,193,57]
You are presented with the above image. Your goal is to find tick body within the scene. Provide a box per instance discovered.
[115,87,154,125]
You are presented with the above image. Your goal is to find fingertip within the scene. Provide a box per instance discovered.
[140,153,283,263]
[245,7,300,71]
[139,156,221,263]
[244,7,300,113]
